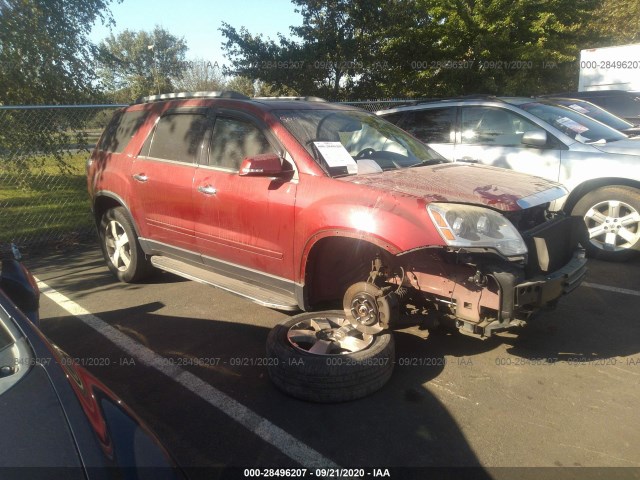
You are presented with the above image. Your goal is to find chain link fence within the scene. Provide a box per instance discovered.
[0,105,125,253]
[0,99,418,253]
[340,99,426,112]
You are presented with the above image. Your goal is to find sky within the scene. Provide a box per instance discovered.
[90,0,302,68]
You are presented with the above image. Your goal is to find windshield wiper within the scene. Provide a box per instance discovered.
[407,158,448,168]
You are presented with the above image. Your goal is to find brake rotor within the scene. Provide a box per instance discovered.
[343,282,393,335]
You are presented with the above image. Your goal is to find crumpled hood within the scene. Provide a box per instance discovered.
[591,138,640,156]
[340,163,566,211]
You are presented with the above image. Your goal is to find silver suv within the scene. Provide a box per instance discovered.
[378,97,640,261]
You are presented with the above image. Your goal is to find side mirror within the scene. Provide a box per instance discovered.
[521,130,547,147]
[239,153,292,177]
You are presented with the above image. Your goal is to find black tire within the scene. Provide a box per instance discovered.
[99,207,153,282]
[266,311,395,403]
[571,186,640,261]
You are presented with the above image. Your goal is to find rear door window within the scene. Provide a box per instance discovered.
[146,113,210,164]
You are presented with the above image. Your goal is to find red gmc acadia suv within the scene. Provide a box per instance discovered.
[87,92,587,400]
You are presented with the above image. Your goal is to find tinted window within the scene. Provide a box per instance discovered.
[209,117,274,171]
[594,95,640,118]
[98,109,149,153]
[381,112,405,126]
[461,107,543,146]
[557,100,632,130]
[519,101,627,143]
[403,107,456,143]
[148,113,209,163]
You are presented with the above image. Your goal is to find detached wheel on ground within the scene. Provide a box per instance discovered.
[571,186,640,261]
[99,207,153,282]
[266,311,395,403]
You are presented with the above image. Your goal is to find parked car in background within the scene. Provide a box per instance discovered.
[378,96,640,261]
[0,248,185,478]
[541,97,640,137]
[87,91,587,400]
[539,90,640,125]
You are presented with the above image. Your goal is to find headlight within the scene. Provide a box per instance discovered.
[427,203,527,257]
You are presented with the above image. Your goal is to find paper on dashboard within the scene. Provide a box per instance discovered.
[313,142,358,174]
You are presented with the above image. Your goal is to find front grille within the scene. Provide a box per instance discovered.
[521,215,584,277]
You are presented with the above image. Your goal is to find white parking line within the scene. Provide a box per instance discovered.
[582,282,640,297]
[35,277,339,470]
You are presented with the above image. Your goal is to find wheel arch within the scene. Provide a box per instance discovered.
[92,192,142,238]
[563,178,640,214]
[299,232,399,310]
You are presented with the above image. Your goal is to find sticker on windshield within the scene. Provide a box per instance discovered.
[568,104,590,114]
[555,116,589,133]
[314,142,358,174]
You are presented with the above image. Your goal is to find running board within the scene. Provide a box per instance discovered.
[150,255,299,311]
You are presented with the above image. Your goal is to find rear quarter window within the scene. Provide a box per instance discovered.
[97,109,150,153]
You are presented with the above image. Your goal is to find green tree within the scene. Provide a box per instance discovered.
[591,0,640,44]
[0,0,117,105]
[221,0,604,98]
[378,0,601,96]
[98,26,188,103]
[220,0,387,99]
[0,0,117,179]
[174,58,226,92]
[224,76,257,97]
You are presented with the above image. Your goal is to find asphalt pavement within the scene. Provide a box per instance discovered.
[27,244,640,480]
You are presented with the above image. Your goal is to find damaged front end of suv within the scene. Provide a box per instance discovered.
[339,188,587,339]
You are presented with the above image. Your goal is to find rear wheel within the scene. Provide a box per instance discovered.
[572,186,640,261]
[266,311,395,402]
[99,207,153,282]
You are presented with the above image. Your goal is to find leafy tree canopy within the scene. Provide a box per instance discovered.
[221,0,387,100]
[591,0,640,45]
[98,26,188,103]
[0,0,118,105]
[221,0,618,98]
[174,58,226,92]
[379,0,601,96]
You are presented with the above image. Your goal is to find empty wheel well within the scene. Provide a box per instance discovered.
[304,237,394,308]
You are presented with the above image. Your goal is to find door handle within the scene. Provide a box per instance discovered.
[458,158,479,163]
[132,173,148,182]
[198,185,217,196]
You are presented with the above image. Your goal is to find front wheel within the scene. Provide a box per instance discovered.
[572,186,640,261]
[99,207,153,282]
[266,311,395,402]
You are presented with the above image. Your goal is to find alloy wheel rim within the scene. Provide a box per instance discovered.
[584,199,640,252]
[104,220,131,271]
[286,315,374,355]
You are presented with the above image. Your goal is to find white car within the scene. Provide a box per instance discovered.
[378,97,640,261]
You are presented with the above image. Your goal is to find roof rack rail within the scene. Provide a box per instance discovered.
[253,96,327,102]
[136,91,250,104]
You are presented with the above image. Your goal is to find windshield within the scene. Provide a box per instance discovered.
[519,101,628,144]
[274,109,447,177]
[552,99,633,131]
